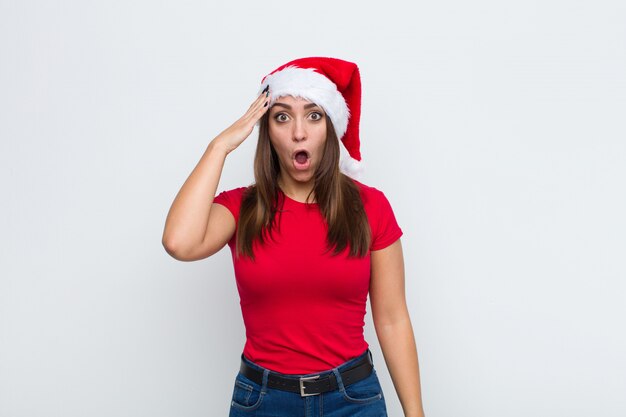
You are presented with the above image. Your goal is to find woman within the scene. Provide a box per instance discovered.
[162,57,425,417]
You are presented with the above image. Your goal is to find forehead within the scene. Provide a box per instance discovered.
[272,95,322,108]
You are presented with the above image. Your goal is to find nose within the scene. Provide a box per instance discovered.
[292,118,307,142]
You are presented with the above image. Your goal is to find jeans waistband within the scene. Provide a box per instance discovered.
[239,349,374,397]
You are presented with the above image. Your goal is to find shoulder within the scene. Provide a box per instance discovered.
[350,179,403,250]
[350,178,388,208]
[215,186,249,200]
[213,186,251,219]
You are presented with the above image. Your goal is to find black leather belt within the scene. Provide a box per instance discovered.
[239,351,374,397]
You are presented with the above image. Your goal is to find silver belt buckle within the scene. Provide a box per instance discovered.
[299,375,320,397]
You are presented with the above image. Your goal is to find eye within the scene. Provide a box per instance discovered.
[309,111,324,121]
[274,113,290,123]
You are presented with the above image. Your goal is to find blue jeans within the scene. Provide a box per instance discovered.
[228,349,388,416]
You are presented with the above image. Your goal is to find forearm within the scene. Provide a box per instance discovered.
[162,140,228,254]
[375,315,425,417]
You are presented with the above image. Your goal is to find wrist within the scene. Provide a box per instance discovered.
[404,405,426,417]
[207,138,232,157]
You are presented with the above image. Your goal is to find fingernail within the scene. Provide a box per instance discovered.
[264,101,268,107]
[262,85,269,94]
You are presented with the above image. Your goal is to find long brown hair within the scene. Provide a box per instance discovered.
[236,111,371,259]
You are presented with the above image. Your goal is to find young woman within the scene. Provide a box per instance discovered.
[162,57,425,417]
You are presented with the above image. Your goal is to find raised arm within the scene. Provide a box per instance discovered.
[162,89,270,261]
[370,239,426,417]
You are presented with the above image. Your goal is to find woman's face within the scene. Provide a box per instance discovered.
[268,95,327,186]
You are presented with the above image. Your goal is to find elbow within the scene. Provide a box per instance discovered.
[162,235,192,261]
[372,305,412,329]
[162,235,218,262]
[162,236,180,259]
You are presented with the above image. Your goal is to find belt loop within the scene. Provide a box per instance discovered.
[331,367,346,393]
[261,368,270,394]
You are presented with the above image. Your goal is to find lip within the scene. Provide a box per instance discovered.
[291,148,311,160]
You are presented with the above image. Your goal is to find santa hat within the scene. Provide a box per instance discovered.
[259,57,364,178]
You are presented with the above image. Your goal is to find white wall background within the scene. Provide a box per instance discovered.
[1,0,625,416]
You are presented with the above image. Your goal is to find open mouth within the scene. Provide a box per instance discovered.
[292,149,311,170]
[294,150,309,163]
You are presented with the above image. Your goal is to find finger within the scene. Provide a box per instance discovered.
[243,91,271,123]
[245,92,267,113]
[254,86,270,105]
[239,95,270,130]
[253,93,271,121]
[261,92,271,111]
[249,91,270,115]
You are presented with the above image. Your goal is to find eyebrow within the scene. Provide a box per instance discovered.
[272,102,322,110]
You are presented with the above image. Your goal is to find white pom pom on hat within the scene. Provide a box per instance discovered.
[259,57,364,179]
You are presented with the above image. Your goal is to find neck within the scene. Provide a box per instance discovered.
[278,176,315,203]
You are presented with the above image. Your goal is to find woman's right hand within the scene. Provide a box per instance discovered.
[212,87,271,155]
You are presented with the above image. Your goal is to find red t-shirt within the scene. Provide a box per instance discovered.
[214,180,402,373]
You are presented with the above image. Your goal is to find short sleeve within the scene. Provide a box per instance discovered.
[213,187,247,223]
[369,189,403,251]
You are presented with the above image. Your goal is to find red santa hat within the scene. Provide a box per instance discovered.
[259,57,363,178]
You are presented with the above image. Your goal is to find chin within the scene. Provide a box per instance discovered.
[293,174,315,183]
[288,170,315,183]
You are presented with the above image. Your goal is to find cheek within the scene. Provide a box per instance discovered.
[268,137,287,156]
[269,127,288,148]
[315,141,327,157]
[314,128,328,151]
